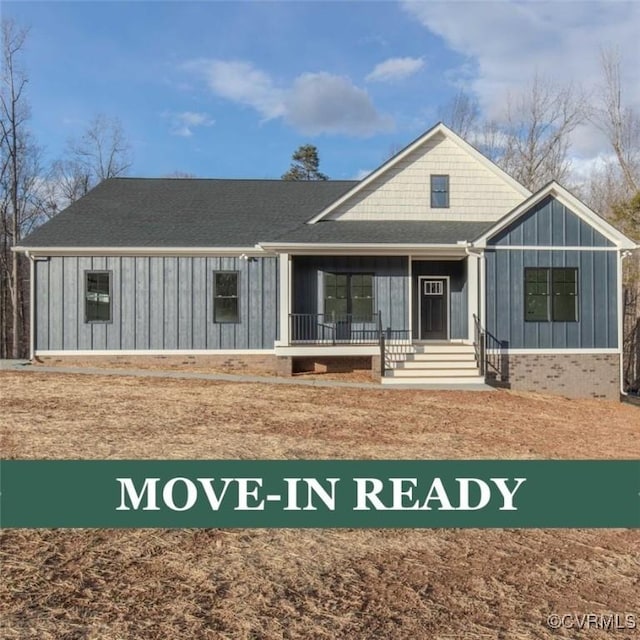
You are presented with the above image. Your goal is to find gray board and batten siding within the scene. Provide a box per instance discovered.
[485,196,618,349]
[292,256,410,334]
[489,195,614,247]
[35,256,279,351]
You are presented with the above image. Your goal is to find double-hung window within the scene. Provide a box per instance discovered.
[524,267,578,322]
[430,174,449,208]
[85,271,112,323]
[551,268,579,321]
[213,272,239,323]
[324,273,374,320]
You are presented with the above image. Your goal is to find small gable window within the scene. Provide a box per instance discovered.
[524,267,578,322]
[214,272,239,323]
[85,271,112,323]
[431,174,449,208]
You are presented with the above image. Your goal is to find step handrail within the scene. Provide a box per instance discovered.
[378,310,385,377]
[472,314,486,377]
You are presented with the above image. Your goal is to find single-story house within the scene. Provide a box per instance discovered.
[16,123,638,398]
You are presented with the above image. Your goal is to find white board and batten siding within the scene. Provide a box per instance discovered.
[329,132,524,222]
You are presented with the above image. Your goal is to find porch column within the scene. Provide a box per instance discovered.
[467,252,480,340]
[278,252,291,345]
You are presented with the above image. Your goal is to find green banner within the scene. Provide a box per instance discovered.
[1,460,638,528]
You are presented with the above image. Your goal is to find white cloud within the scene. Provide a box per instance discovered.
[353,168,372,180]
[185,59,393,137]
[366,57,425,83]
[168,111,215,137]
[185,59,285,121]
[285,72,394,136]
[403,0,640,157]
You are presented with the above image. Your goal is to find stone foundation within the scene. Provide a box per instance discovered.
[500,353,620,400]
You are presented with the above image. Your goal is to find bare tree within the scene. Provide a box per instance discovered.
[592,48,639,196]
[436,77,584,191]
[74,114,131,182]
[48,114,132,210]
[470,119,508,165]
[45,158,91,210]
[1,18,40,358]
[438,89,480,138]
[499,74,585,191]
[588,50,640,392]
[582,161,631,220]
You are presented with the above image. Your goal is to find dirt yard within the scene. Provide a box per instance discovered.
[1,371,639,639]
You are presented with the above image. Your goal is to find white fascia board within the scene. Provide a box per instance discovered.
[306,122,530,224]
[36,349,275,356]
[488,245,618,252]
[474,182,637,250]
[13,246,272,257]
[259,242,469,256]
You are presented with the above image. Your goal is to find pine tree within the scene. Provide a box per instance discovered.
[282,144,328,181]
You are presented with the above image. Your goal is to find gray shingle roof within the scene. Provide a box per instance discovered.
[271,220,494,244]
[21,178,357,247]
[20,177,493,248]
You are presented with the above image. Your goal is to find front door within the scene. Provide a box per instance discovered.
[420,277,448,340]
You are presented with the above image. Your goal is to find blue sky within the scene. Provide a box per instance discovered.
[5,1,640,181]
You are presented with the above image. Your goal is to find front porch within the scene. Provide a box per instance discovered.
[275,252,487,385]
[279,253,480,344]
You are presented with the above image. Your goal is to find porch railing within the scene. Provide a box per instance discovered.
[289,312,412,378]
[473,314,509,385]
[289,312,381,345]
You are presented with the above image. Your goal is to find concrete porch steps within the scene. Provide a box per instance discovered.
[409,344,476,354]
[381,375,486,386]
[382,343,485,386]
[393,359,479,370]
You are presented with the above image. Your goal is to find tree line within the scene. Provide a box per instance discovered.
[0,20,132,358]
